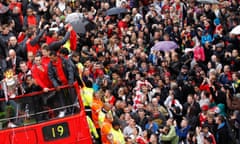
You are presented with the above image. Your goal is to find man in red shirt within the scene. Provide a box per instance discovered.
[23,7,40,27]
[40,43,51,67]
[48,51,74,88]
[117,14,130,39]
[31,54,53,92]
[25,25,48,55]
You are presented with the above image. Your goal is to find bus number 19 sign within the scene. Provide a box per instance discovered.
[42,122,70,141]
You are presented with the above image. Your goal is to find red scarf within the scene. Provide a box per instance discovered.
[52,57,68,85]
[70,30,77,51]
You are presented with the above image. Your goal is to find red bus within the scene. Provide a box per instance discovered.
[0,82,92,144]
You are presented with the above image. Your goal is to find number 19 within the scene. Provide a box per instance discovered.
[51,125,64,138]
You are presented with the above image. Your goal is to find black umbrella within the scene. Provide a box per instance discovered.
[105,7,128,16]
[65,13,91,34]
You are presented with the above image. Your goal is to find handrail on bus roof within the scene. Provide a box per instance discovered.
[0,104,77,121]
[0,82,79,102]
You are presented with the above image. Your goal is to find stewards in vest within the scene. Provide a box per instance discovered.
[100,110,113,144]
[81,80,94,118]
[111,119,125,144]
[98,103,113,128]
[91,91,104,144]
[86,115,99,142]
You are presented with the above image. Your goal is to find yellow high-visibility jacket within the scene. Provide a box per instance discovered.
[81,87,94,107]
[111,128,125,144]
[86,116,99,139]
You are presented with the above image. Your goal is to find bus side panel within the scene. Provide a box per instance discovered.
[0,112,92,144]
[0,132,11,144]
[37,111,92,144]
[0,129,38,144]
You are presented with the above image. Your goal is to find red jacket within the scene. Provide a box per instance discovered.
[9,2,22,13]
[199,83,211,93]
[31,64,53,88]
[46,36,57,45]
[194,46,205,62]
[117,20,128,38]
[26,38,40,55]
[27,15,37,26]
[9,2,23,24]
[41,56,50,67]
[27,61,33,69]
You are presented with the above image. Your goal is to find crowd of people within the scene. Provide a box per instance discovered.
[0,0,240,143]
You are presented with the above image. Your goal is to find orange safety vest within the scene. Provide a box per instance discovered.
[101,121,112,144]
[91,98,103,129]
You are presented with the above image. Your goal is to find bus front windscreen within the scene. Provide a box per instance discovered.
[0,85,80,130]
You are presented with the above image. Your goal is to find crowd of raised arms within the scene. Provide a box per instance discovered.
[0,0,240,143]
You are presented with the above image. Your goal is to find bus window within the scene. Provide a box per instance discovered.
[0,86,80,130]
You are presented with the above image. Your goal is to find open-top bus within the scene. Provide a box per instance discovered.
[0,82,92,144]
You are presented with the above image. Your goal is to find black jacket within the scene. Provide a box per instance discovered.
[0,38,7,58]
[68,57,82,86]
[183,101,201,116]
[8,44,23,59]
[0,58,7,80]
[216,122,230,144]
[6,56,23,74]
[49,31,70,52]
[10,13,23,33]
[48,57,74,87]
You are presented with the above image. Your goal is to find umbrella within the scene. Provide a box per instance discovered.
[106,7,128,16]
[230,25,240,35]
[0,3,9,14]
[65,13,90,34]
[65,12,83,23]
[151,41,179,52]
[196,0,219,4]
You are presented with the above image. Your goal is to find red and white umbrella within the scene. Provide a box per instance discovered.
[230,25,240,35]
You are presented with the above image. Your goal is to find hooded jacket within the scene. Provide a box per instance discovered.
[48,56,74,87]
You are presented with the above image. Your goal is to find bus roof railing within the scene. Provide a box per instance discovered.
[0,83,77,102]
[0,103,78,122]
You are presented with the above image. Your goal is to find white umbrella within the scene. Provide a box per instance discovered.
[196,0,219,4]
[65,12,83,23]
[230,25,240,35]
